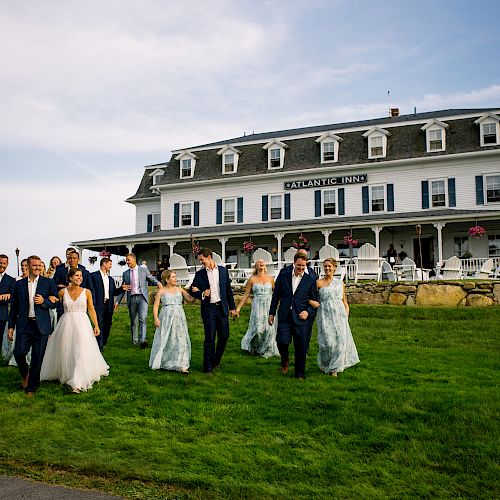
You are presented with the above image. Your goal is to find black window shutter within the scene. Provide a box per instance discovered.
[421,181,429,209]
[475,176,484,205]
[174,203,179,228]
[387,183,394,212]
[338,188,345,215]
[147,214,152,233]
[314,190,321,217]
[262,195,268,221]
[284,193,291,220]
[448,178,456,207]
[362,186,369,214]
[216,199,222,224]
[194,201,200,226]
[237,197,243,223]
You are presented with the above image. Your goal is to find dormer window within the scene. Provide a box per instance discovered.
[315,132,342,163]
[475,113,500,147]
[362,127,390,159]
[217,145,241,175]
[263,139,288,170]
[421,119,449,153]
[175,151,197,179]
[149,168,165,186]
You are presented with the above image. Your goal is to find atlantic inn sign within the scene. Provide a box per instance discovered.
[284,174,367,190]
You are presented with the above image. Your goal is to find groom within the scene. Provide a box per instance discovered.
[8,255,58,396]
[269,252,318,380]
[189,248,236,373]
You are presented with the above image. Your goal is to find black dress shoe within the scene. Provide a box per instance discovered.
[140,341,148,349]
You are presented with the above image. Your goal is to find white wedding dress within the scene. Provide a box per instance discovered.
[41,288,109,392]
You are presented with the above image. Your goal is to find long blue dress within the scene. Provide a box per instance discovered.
[317,279,359,374]
[149,291,191,372]
[241,283,279,358]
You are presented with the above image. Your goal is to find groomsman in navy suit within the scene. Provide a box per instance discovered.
[0,254,16,346]
[8,255,58,396]
[53,250,94,318]
[269,253,318,380]
[90,257,121,350]
[189,248,237,373]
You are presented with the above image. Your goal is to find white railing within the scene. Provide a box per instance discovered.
[436,257,500,277]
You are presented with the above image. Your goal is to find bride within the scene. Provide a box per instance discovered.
[41,268,109,393]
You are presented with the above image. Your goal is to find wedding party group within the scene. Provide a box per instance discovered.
[0,245,359,397]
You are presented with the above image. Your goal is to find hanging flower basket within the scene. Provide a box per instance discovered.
[343,233,359,247]
[192,241,201,255]
[88,256,98,265]
[242,241,256,255]
[99,250,112,257]
[292,233,310,251]
[468,225,486,239]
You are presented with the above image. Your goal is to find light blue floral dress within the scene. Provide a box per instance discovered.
[149,292,191,372]
[317,279,359,374]
[241,283,279,358]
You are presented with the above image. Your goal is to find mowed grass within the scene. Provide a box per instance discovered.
[0,304,499,499]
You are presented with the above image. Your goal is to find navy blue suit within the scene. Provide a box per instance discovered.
[53,264,94,318]
[90,271,121,350]
[0,273,16,345]
[269,265,318,378]
[8,276,58,393]
[189,265,236,372]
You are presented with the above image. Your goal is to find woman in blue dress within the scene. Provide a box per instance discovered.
[150,270,194,374]
[236,259,279,358]
[310,258,359,376]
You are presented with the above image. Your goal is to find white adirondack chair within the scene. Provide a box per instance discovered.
[381,260,397,281]
[399,257,417,281]
[353,243,383,282]
[441,256,463,279]
[169,253,193,286]
[474,258,494,279]
[212,252,223,265]
[318,244,340,261]
[252,248,276,275]
[283,247,297,265]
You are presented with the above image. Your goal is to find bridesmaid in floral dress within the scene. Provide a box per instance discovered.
[310,258,359,376]
[236,259,279,358]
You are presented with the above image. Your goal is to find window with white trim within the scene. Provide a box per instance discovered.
[370,136,383,158]
[422,119,448,153]
[428,129,443,151]
[485,174,500,203]
[323,189,336,215]
[270,194,283,220]
[152,213,161,231]
[223,153,235,174]
[371,185,385,212]
[323,141,335,161]
[181,158,192,178]
[488,235,500,257]
[315,133,342,163]
[180,202,193,226]
[269,148,281,169]
[431,179,446,207]
[223,198,236,223]
[453,236,469,258]
[153,174,162,185]
[481,122,499,146]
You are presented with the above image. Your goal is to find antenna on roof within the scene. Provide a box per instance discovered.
[414,107,417,115]
[243,131,246,137]
[387,90,391,117]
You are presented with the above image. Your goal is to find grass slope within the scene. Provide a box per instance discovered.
[0,305,499,499]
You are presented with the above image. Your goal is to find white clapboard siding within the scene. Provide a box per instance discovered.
[135,199,161,234]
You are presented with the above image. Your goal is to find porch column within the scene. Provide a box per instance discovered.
[274,232,285,268]
[370,226,383,255]
[167,241,177,256]
[126,243,134,253]
[321,229,332,246]
[433,222,446,263]
[218,237,228,263]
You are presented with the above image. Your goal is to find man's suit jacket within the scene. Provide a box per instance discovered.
[269,265,318,325]
[90,271,121,313]
[8,276,58,336]
[116,266,160,305]
[189,266,236,318]
[0,273,16,321]
[53,264,94,296]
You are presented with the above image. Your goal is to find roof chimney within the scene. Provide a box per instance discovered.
[390,108,400,117]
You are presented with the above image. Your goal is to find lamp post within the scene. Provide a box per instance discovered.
[15,247,20,277]
[416,224,423,279]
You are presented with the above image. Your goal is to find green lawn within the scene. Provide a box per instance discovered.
[1,305,499,499]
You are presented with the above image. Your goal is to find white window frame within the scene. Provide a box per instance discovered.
[363,127,390,160]
[475,113,500,147]
[453,235,470,258]
[485,173,500,204]
[217,145,241,175]
[180,201,194,227]
[481,121,500,146]
[263,140,288,170]
[181,158,193,178]
[269,193,284,221]
[430,178,447,208]
[175,152,197,179]
[488,234,500,258]
[149,168,165,186]
[315,132,342,164]
[152,213,161,232]
[369,184,386,213]
[421,119,449,153]
[322,188,337,216]
[223,197,237,224]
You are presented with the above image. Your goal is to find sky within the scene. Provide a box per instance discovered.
[1,0,500,275]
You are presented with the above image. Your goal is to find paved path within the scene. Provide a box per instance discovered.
[0,475,124,499]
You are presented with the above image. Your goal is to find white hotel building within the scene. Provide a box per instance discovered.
[74,108,500,272]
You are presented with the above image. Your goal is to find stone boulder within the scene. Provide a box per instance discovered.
[388,292,407,305]
[466,294,494,307]
[392,285,417,294]
[415,284,467,307]
[348,291,385,305]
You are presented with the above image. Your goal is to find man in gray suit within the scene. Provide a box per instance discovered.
[116,253,162,348]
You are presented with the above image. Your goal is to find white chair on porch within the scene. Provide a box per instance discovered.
[212,252,223,265]
[473,258,494,279]
[353,243,383,282]
[252,248,276,275]
[169,253,193,286]
[381,261,397,281]
[398,257,417,281]
[283,247,297,265]
[318,244,340,261]
[441,256,463,279]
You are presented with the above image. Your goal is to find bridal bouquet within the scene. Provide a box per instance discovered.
[468,225,486,239]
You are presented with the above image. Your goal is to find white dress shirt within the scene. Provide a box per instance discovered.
[206,265,221,303]
[291,270,304,295]
[27,275,39,318]
[130,266,140,295]
[0,271,4,284]
[100,270,110,301]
